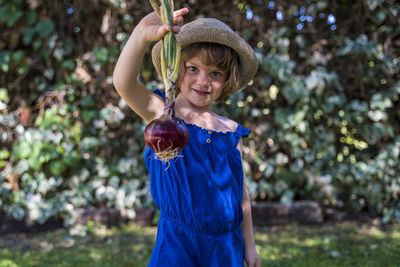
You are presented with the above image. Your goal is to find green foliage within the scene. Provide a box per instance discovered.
[215,0,400,222]
[0,1,23,27]
[245,32,399,218]
[0,0,399,226]
[0,0,151,225]
[4,103,150,224]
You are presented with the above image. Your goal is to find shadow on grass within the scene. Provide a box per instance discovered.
[0,223,156,267]
[255,222,400,267]
[0,222,399,267]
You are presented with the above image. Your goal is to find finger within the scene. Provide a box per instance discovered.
[156,24,172,38]
[174,7,189,17]
[173,7,188,24]
[171,25,180,34]
[173,15,184,25]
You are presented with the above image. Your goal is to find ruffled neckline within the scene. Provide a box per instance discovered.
[153,89,248,136]
[178,117,240,136]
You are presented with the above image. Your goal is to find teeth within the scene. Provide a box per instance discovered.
[194,89,210,94]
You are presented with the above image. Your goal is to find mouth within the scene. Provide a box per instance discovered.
[193,89,211,96]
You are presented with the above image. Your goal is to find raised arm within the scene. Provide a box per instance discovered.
[112,8,188,123]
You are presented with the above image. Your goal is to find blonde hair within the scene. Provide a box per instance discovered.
[175,43,240,101]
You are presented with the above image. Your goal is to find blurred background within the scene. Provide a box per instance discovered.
[0,0,399,232]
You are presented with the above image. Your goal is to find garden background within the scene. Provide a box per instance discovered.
[0,0,399,252]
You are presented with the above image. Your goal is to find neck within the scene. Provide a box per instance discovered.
[175,94,214,123]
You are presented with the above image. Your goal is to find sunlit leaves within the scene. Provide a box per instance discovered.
[0,0,153,225]
[80,137,101,152]
[370,93,393,110]
[365,0,385,11]
[100,105,125,125]
[281,77,307,105]
[13,142,31,159]
[0,3,23,27]
[247,0,398,222]
[35,20,55,37]
[93,47,109,63]
[1,0,399,226]
[0,51,10,73]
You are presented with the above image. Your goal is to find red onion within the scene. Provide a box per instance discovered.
[145,0,189,163]
[144,105,189,163]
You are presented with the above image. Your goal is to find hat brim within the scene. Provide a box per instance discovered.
[151,18,258,90]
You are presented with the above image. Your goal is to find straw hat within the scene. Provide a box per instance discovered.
[151,18,258,89]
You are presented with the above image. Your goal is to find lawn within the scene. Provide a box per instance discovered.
[0,221,399,267]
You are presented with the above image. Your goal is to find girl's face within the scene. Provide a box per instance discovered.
[179,56,226,109]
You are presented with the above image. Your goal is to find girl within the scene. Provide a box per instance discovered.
[113,8,261,267]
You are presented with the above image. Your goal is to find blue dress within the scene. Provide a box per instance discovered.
[144,91,251,267]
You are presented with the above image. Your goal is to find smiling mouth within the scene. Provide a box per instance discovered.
[193,89,211,96]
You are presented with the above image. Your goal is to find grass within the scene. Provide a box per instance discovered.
[0,221,399,267]
[255,222,400,267]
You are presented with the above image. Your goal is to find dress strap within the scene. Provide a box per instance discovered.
[236,123,251,138]
[232,124,251,148]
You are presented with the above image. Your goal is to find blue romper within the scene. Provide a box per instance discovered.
[144,91,251,267]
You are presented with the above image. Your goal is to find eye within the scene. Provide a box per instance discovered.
[210,71,223,78]
[210,71,226,81]
[185,65,198,73]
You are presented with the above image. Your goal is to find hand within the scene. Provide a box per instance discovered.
[137,7,189,43]
[244,246,261,267]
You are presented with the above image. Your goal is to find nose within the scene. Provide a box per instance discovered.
[196,72,210,88]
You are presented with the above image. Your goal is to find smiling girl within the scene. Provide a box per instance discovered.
[113,8,260,267]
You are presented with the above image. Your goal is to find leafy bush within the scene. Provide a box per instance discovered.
[0,0,151,226]
[0,0,399,226]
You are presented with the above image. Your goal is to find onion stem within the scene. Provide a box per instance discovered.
[145,0,189,164]
[149,0,180,119]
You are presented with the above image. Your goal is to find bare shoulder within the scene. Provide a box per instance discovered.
[214,113,238,132]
